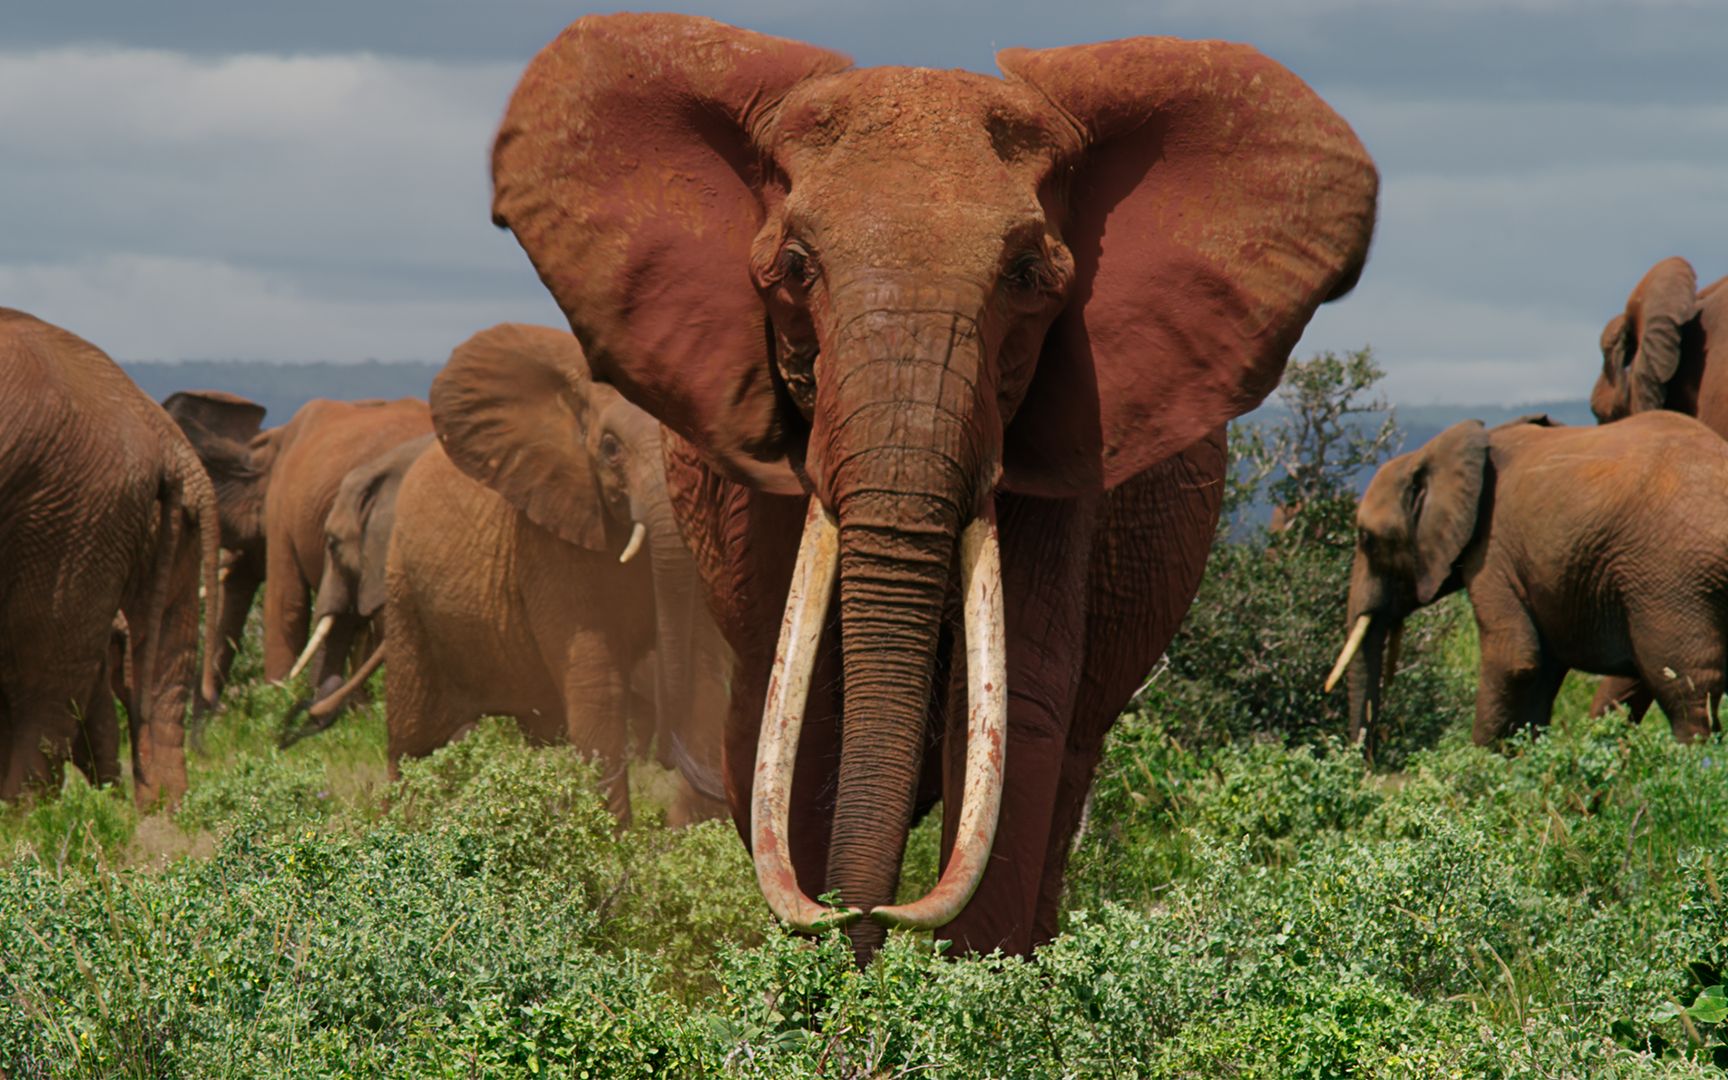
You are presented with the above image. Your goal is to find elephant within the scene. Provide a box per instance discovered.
[1328,412,1728,753]
[489,14,1377,960]
[275,433,433,746]
[164,391,431,702]
[0,309,220,807]
[1587,256,1728,722]
[384,324,729,827]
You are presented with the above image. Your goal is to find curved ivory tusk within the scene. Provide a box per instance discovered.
[1385,622,1404,685]
[618,521,647,565]
[217,563,232,584]
[1323,614,1372,694]
[872,514,1007,931]
[750,500,859,932]
[287,615,334,682]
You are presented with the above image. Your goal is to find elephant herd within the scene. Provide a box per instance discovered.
[1,12,1719,964]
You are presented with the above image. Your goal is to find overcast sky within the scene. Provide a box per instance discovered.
[4,1,1724,404]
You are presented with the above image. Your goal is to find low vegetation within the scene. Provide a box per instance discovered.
[3,358,1723,1076]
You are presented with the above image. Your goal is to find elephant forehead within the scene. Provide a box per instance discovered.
[774,67,1069,169]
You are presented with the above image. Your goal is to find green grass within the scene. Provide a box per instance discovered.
[1,604,1725,1077]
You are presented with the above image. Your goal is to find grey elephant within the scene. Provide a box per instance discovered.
[1329,412,1728,752]
[277,434,434,746]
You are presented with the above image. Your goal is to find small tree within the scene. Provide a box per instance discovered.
[1226,346,1400,545]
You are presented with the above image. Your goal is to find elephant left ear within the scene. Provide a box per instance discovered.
[432,324,610,551]
[997,39,1378,492]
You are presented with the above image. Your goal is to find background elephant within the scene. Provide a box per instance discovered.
[275,433,433,746]
[0,309,219,807]
[1587,256,1727,722]
[385,324,729,826]
[1332,412,1728,752]
[164,391,431,699]
[491,15,1376,959]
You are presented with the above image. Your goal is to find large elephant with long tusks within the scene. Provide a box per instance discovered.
[490,14,1378,961]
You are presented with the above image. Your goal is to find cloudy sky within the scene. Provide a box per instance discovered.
[4,1,1724,404]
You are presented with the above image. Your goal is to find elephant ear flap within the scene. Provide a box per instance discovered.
[996,39,1378,493]
[432,325,608,551]
[1625,256,1698,412]
[1411,420,1488,603]
[491,14,851,495]
[162,390,267,445]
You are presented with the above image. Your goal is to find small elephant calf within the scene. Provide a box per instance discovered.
[1329,411,1728,748]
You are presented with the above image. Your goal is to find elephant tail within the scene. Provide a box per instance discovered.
[179,442,225,710]
[132,474,187,728]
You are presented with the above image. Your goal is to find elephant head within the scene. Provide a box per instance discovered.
[1328,420,1490,751]
[431,324,710,782]
[1591,257,1700,422]
[491,15,1377,938]
[161,390,274,549]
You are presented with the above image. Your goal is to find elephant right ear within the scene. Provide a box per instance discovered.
[431,324,608,551]
[162,390,267,446]
[1410,420,1489,603]
[490,14,851,495]
[1611,256,1699,413]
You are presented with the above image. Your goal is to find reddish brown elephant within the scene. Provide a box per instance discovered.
[1331,413,1728,752]
[384,325,728,826]
[164,392,431,699]
[490,14,1377,960]
[1588,257,1728,722]
[0,309,220,807]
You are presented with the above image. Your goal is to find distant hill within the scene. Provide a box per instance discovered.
[122,360,441,426]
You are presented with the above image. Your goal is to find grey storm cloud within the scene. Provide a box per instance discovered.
[2,0,1725,401]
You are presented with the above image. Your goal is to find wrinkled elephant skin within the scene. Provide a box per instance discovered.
[1,309,220,808]
[490,14,1378,960]
[386,325,730,826]
[1340,413,1728,751]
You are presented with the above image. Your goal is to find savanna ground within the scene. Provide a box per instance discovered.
[4,356,1727,1077]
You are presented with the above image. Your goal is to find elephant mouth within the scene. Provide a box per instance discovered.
[748,498,1008,933]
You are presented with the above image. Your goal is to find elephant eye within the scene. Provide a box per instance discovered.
[1005,251,1050,293]
[600,433,622,462]
[777,242,817,288]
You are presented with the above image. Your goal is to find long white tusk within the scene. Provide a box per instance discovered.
[618,521,646,565]
[287,615,334,682]
[1323,614,1372,694]
[1385,623,1404,685]
[750,500,858,932]
[872,514,1007,931]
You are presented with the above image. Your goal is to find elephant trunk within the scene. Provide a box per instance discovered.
[820,310,1003,962]
[644,493,700,774]
[1343,614,1390,752]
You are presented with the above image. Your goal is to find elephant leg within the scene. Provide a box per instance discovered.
[262,538,310,682]
[71,660,121,788]
[937,489,1094,958]
[1032,434,1226,947]
[383,621,460,779]
[560,636,632,825]
[1590,675,1653,724]
[205,562,262,711]
[1634,633,1724,743]
[0,647,107,800]
[1471,614,1565,744]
